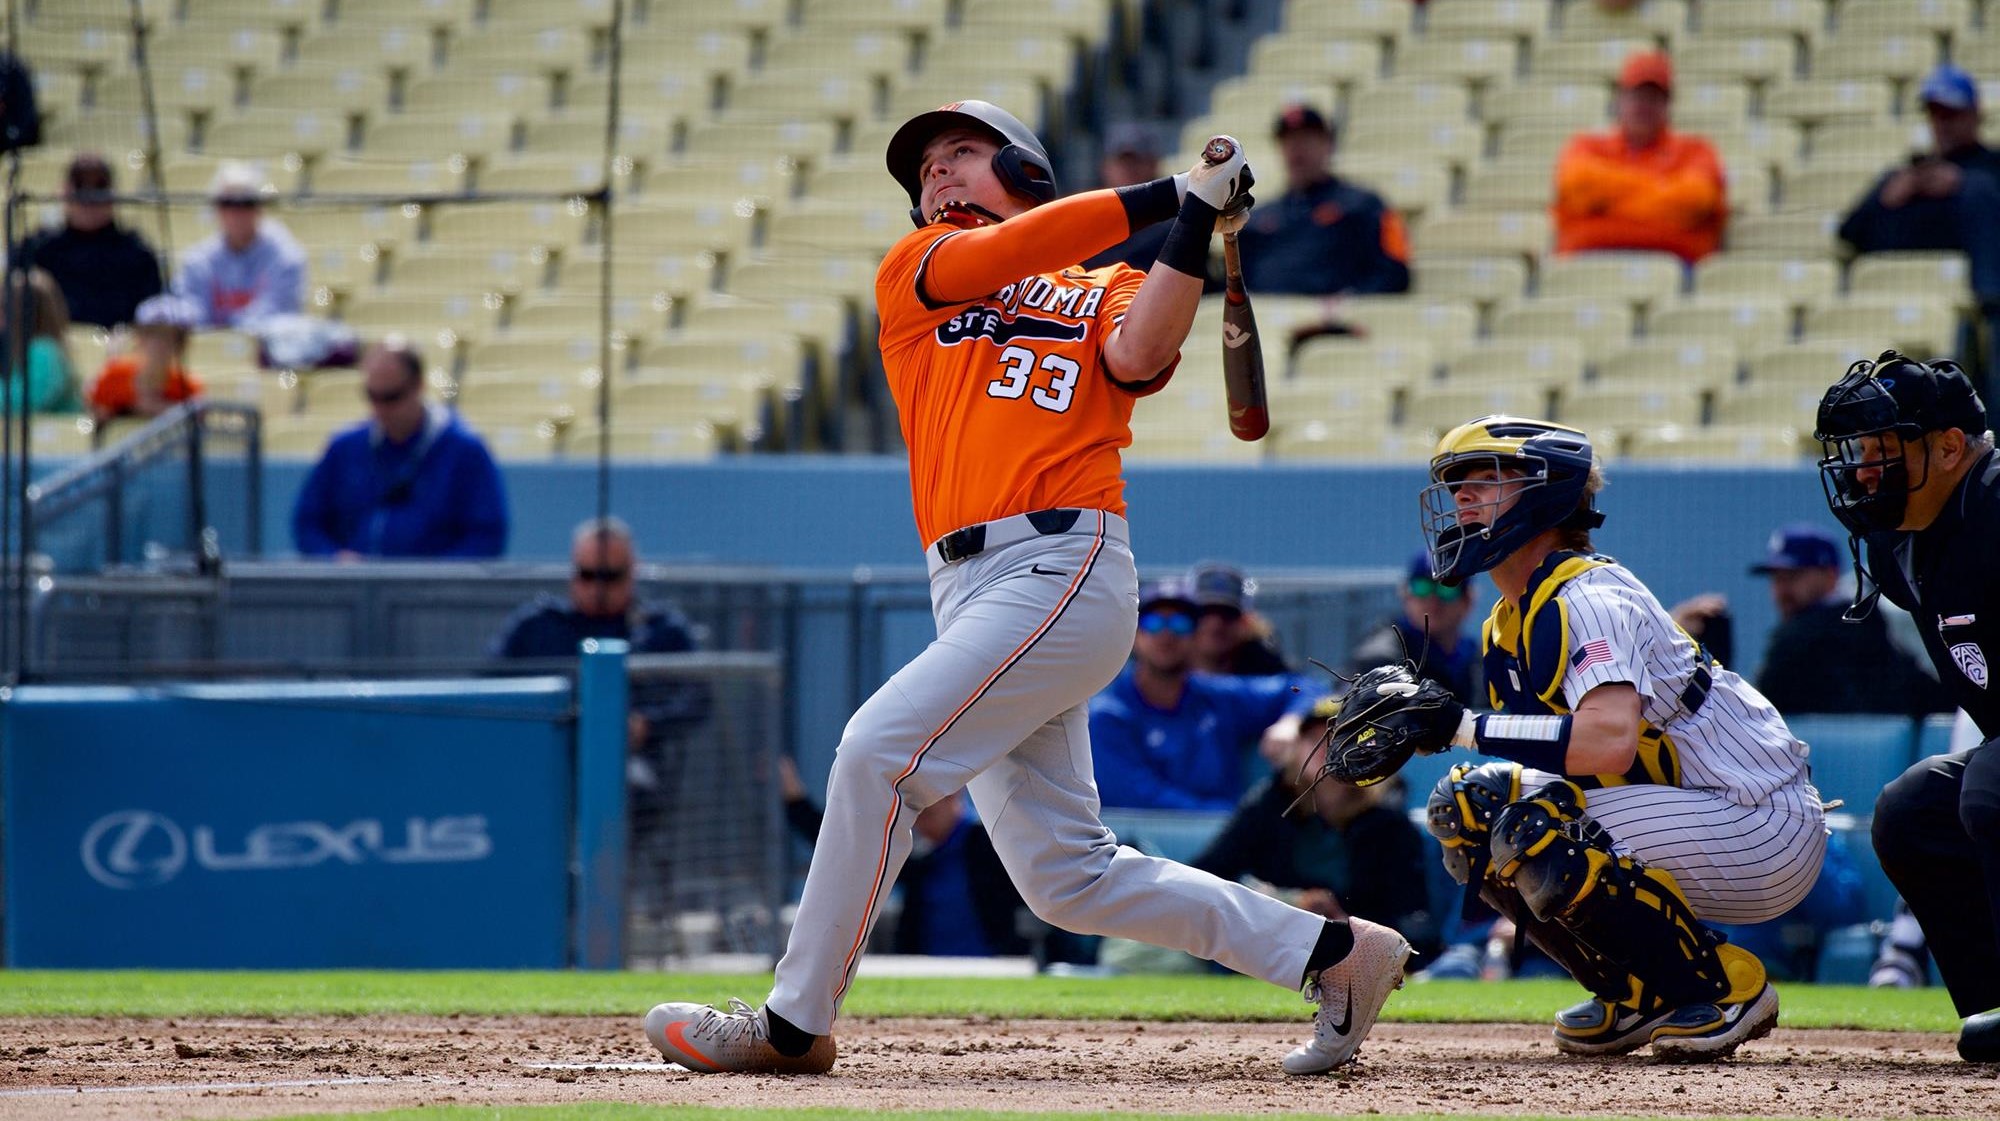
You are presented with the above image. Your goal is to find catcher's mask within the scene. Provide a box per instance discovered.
[886,100,1057,229]
[1420,416,1604,586]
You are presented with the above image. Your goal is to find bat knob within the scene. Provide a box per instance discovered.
[1201,137,1236,166]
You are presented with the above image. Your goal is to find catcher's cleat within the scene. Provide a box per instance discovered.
[643,998,837,1074]
[1283,917,1413,1075]
[1552,998,1676,1056]
[1650,944,1778,1061]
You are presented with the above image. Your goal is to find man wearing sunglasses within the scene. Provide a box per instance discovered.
[291,337,507,559]
[1088,579,1317,812]
[1346,550,1480,706]
[171,161,306,329]
[1188,560,1290,676]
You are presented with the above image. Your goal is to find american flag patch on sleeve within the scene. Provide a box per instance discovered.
[1571,638,1615,673]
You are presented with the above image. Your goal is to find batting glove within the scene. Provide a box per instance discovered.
[1184,135,1255,212]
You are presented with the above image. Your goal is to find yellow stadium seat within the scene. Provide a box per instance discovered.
[1494,120,1585,164]
[1711,380,1839,426]
[472,419,566,461]
[682,296,851,394]
[19,23,130,71]
[1833,0,1972,34]
[1265,380,1397,426]
[1674,81,1756,128]
[334,0,475,30]
[387,246,552,294]
[1425,0,1553,43]
[518,114,672,161]
[805,157,902,204]
[505,293,670,340]
[294,368,367,416]
[960,0,1118,44]
[1284,0,1414,45]
[1209,78,1339,132]
[450,369,596,421]
[1411,255,1530,306]
[1462,159,1555,210]
[1764,79,1895,126]
[577,68,716,122]
[340,289,500,342]
[475,155,624,196]
[767,30,915,79]
[1694,254,1840,310]
[152,154,304,197]
[727,254,880,306]
[800,0,949,32]
[1802,295,1959,356]
[729,71,881,129]
[1346,80,1474,128]
[1404,384,1554,433]
[1446,338,1586,389]
[1482,82,1608,129]
[310,157,466,197]
[1744,338,1881,389]
[1413,211,1551,262]
[1849,251,1974,310]
[617,370,781,446]
[1699,121,1801,184]
[295,26,440,75]
[617,198,757,255]
[1594,338,1739,388]
[891,74,1047,126]
[1345,118,1484,174]
[1624,424,1811,463]
[1291,337,1438,388]
[403,73,555,117]
[1493,300,1636,364]
[1247,38,1386,87]
[1339,159,1452,218]
[611,27,753,76]
[683,118,839,163]
[1651,297,1794,350]
[1395,36,1521,85]
[96,67,235,117]
[184,0,320,31]
[1123,422,1269,464]
[447,26,595,75]
[767,200,907,257]
[1268,420,1435,462]
[303,242,384,296]
[1674,35,1799,84]
[647,0,789,35]
[481,0,620,29]
[926,34,1076,86]
[1538,251,1685,310]
[1813,34,1941,82]
[562,421,726,460]
[556,250,709,306]
[148,26,287,74]
[1727,211,1841,255]
[203,108,353,160]
[251,67,392,116]
[1956,37,2000,83]
[281,205,415,251]
[466,334,618,381]
[1697,0,1828,42]
[1529,37,1654,81]
[1779,160,1885,212]
[645,155,793,207]
[260,415,353,457]
[426,199,594,250]
[1811,120,1928,162]
[1339,298,1481,358]
[1554,0,1688,42]
[363,112,519,161]
[1559,384,1703,432]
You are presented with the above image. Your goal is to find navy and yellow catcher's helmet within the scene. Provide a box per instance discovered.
[1420,416,1605,586]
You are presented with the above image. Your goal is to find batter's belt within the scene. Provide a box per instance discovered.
[926,508,1127,575]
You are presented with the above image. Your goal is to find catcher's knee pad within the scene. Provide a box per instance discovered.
[1425,761,1523,885]
[1489,781,1731,1010]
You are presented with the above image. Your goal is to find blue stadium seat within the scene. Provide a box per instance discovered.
[1786,714,1920,815]
[1915,712,1967,759]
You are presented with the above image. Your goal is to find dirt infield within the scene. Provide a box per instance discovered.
[0,1015,1994,1120]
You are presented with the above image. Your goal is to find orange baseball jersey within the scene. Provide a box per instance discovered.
[875,190,1177,547]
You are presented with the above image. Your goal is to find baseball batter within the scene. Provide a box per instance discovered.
[644,101,1411,1076]
[1326,417,1826,1060]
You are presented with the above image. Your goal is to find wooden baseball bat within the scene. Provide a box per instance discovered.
[1203,137,1268,443]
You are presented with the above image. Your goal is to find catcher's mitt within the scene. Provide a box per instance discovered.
[1319,662,1466,787]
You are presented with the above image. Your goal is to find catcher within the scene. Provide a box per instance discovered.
[1320,416,1827,1060]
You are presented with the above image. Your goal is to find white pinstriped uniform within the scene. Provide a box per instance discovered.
[1512,564,1828,925]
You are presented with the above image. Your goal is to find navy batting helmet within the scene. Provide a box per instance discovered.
[886,100,1056,228]
[1815,350,1988,537]
[1420,416,1605,586]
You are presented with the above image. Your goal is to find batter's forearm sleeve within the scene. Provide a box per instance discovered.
[922,189,1144,303]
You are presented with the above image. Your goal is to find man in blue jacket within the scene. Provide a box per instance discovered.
[1088,579,1315,810]
[291,337,508,558]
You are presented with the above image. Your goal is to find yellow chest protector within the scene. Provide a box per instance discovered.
[1480,552,1684,789]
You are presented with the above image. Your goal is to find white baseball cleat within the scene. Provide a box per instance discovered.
[643,998,837,1074]
[1282,917,1413,1075]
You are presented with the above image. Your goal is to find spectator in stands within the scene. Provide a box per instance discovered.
[1083,123,1171,273]
[291,336,507,559]
[173,161,306,330]
[1188,560,1289,675]
[88,294,203,422]
[1346,551,1480,706]
[1751,523,1952,717]
[1838,64,2000,386]
[1088,578,1313,811]
[1234,104,1411,297]
[1195,695,1442,963]
[18,153,164,328]
[1,267,80,414]
[1552,50,1727,265]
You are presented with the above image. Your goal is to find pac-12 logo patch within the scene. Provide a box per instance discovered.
[1950,642,1988,689]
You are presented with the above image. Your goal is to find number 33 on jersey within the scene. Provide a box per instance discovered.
[877,224,1177,548]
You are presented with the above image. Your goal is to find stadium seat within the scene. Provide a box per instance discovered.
[506,293,670,340]
[1623,423,1812,462]
[1411,255,1530,307]
[309,157,465,198]
[474,155,622,196]
[1810,120,1926,163]
[1538,251,1684,311]
[1651,297,1794,351]
[1849,252,1974,312]
[363,112,520,161]
[202,108,353,160]
[1812,34,1941,83]
[1394,36,1522,85]
[1425,0,1553,43]
[1529,37,1655,82]
[446,26,594,76]
[1696,0,1829,43]
[1594,337,1740,390]
[480,0,621,29]
[280,205,414,253]
[800,0,949,34]
[339,289,498,348]
[1674,35,1799,84]
[425,199,594,252]
[1124,414,1268,464]
[1291,337,1437,388]
[1493,298,1637,363]
[1345,80,1473,129]
[1338,298,1481,359]
[615,370,781,447]
[1764,79,1896,127]
[1412,211,1551,263]
[334,0,475,30]
[1554,0,1688,42]
[682,297,851,399]
[958,0,1118,45]
[1338,158,1452,219]
[402,73,555,117]
[1246,38,1387,89]
[1265,380,1397,427]
[519,114,673,161]
[767,201,907,256]
[1713,377,1839,426]
[561,421,725,460]
[1675,81,1756,128]
[450,368,596,423]
[644,156,793,209]
[555,251,707,309]
[1801,296,1959,357]
[1481,81,1608,130]
[617,198,758,256]
[728,71,880,129]
[1404,384,1554,433]
[464,336,612,382]
[1283,0,1414,47]
[149,26,288,75]
[1694,254,1839,311]
[767,29,916,80]
[260,415,353,457]
[1744,338,1882,390]
[727,254,880,307]
[1832,0,1972,35]
[583,62,724,121]
[1727,211,1842,256]
[1461,159,1555,210]
[1493,120,1586,164]
[1445,338,1587,390]
[1707,119,1804,181]
[97,67,237,118]
[1780,160,1888,212]
[1267,420,1435,461]
[682,118,840,163]
[251,67,393,117]
[152,154,304,198]
[293,25,441,76]
[1558,383,1703,433]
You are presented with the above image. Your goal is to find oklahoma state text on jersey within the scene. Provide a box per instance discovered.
[876,197,1177,547]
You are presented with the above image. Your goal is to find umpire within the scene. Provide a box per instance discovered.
[1815,350,2000,1062]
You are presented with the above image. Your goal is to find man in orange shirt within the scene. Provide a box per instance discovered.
[645,100,1413,1077]
[1553,51,1727,264]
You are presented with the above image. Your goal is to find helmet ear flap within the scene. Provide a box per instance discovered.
[992,144,1057,205]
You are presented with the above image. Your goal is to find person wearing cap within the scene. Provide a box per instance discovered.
[1552,51,1727,264]
[1087,578,1317,811]
[1082,123,1173,273]
[1749,522,1950,717]
[1814,350,2000,1062]
[87,293,205,421]
[1188,560,1289,675]
[291,335,508,560]
[1838,64,2000,388]
[1345,551,1479,706]
[1234,103,1411,297]
[171,161,306,330]
[17,153,164,328]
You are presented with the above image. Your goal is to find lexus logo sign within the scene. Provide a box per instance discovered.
[81,810,188,889]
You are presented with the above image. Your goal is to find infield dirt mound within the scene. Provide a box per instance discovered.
[0,1015,1994,1120]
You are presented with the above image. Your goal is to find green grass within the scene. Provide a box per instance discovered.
[0,971,1961,1032]
[260,1110,1838,1121]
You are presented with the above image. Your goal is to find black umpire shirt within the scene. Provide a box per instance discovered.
[1865,447,2000,737]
